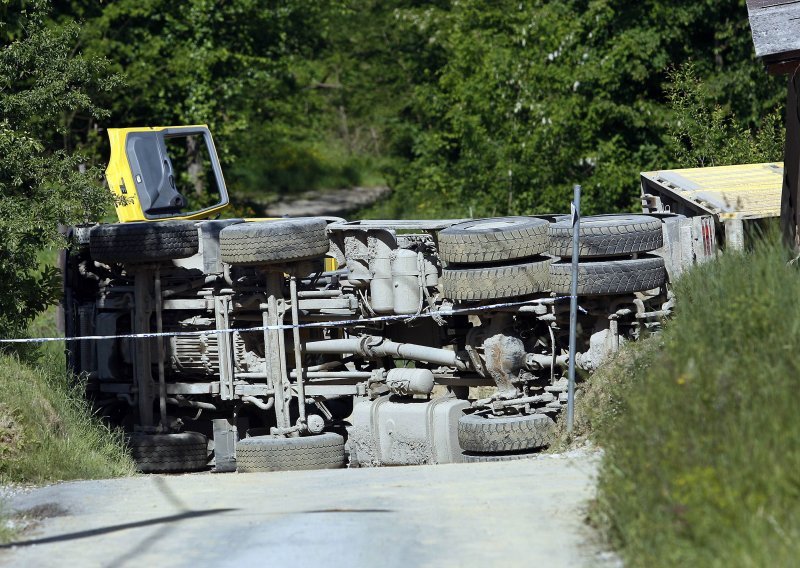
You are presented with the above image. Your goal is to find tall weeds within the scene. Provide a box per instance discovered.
[593,237,800,566]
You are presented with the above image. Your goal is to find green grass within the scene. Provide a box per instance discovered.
[1,289,134,484]
[0,347,135,485]
[0,346,135,542]
[581,237,800,566]
[0,255,135,543]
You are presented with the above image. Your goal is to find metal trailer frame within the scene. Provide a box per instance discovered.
[640,162,782,250]
[747,0,800,249]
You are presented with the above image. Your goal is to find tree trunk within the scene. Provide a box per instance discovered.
[187,135,204,197]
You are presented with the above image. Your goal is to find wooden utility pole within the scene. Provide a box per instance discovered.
[782,72,800,250]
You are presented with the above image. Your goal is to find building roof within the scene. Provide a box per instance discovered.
[747,0,800,72]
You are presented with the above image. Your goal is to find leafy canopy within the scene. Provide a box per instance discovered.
[369,0,785,218]
[0,2,117,340]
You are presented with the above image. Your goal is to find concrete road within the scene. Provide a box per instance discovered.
[0,451,610,567]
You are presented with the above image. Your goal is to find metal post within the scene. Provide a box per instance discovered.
[289,276,307,427]
[132,267,155,428]
[567,184,581,435]
[154,266,168,430]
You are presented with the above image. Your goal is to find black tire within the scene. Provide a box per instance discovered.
[219,218,329,265]
[549,256,667,295]
[127,432,208,473]
[462,449,541,463]
[90,221,199,263]
[441,257,551,301]
[236,432,346,472]
[458,413,554,453]
[548,214,662,258]
[438,217,549,264]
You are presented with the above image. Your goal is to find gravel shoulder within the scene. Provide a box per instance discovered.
[0,449,614,568]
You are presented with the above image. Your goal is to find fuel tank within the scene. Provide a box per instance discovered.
[347,395,469,466]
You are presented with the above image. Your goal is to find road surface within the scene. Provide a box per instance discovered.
[0,450,613,567]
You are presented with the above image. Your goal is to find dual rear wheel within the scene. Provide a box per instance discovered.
[88,217,331,266]
[438,214,668,300]
[439,217,552,301]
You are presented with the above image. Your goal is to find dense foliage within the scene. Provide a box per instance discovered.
[0,2,116,340]
[40,1,791,217]
[0,347,134,488]
[373,0,786,217]
[0,0,788,334]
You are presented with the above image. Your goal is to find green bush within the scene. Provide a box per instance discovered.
[0,3,116,341]
[383,0,785,219]
[593,238,800,566]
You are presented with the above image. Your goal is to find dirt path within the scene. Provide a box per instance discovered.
[0,449,614,567]
[260,185,391,218]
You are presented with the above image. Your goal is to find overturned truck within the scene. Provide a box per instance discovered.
[63,126,777,472]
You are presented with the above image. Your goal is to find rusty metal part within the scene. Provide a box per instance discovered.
[482,332,525,397]
[478,313,525,397]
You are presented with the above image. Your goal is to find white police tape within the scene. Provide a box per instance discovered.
[0,296,587,344]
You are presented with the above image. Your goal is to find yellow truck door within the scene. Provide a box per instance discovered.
[106,125,230,222]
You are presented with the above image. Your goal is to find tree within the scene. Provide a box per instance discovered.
[0,1,118,341]
[52,1,349,199]
[666,62,783,168]
[377,0,785,218]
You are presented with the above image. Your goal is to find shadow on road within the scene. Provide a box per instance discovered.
[0,508,236,549]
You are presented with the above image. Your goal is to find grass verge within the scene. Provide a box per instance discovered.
[0,322,135,542]
[578,237,800,566]
[0,349,135,484]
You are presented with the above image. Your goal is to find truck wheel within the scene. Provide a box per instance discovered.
[458,413,555,453]
[548,214,662,258]
[462,450,541,463]
[236,432,346,472]
[90,221,199,263]
[127,432,208,473]
[219,218,329,265]
[549,256,667,295]
[441,258,551,301]
[438,217,549,264]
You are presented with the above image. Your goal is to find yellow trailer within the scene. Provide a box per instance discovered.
[641,162,783,249]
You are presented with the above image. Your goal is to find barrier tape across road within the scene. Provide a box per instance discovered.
[0,296,586,344]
